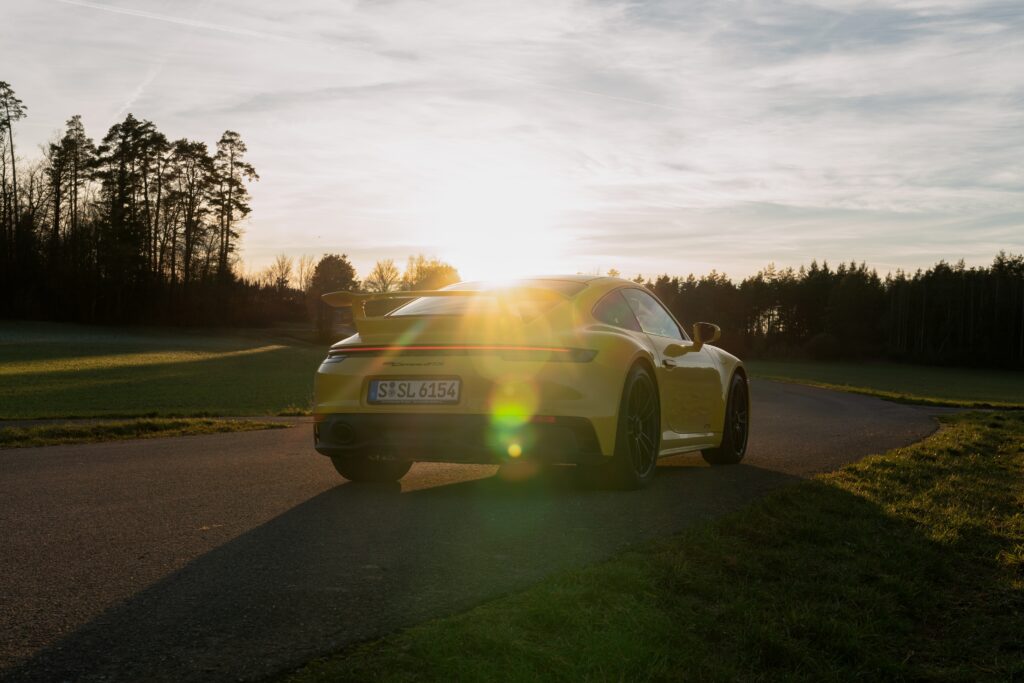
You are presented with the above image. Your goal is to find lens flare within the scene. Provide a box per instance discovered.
[488,376,540,459]
[393,318,428,346]
[489,377,539,428]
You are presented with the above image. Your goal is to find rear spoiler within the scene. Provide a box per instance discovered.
[321,288,567,321]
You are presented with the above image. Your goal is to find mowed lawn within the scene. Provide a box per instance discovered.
[747,359,1024,408]
[0,321,327,419]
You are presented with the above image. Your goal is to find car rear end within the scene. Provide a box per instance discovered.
[313,280,621,465]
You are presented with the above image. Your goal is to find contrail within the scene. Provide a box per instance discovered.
[54,0,287,41]
[115,60,165,118]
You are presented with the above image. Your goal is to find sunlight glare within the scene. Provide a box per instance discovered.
[414,149,575,281]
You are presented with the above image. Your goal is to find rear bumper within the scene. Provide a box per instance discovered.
[314,413,606,464]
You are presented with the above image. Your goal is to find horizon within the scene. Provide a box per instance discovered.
[3,0,1023,281]
[235,250,1024,288]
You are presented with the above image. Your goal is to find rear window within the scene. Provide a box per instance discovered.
[387,297,476,317]
[388,280,586,319]
[592,290,642,332]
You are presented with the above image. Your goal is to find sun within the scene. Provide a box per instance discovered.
[412,147,577,281]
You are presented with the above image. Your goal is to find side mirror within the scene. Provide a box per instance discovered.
[663,342,689,357]
[692,322,721,350]
[664,324,719,357]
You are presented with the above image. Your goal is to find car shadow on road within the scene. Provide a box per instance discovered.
[5,460,804,683]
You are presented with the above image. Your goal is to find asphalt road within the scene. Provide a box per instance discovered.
[0,380,939,682]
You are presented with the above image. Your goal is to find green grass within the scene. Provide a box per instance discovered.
[0,417,290,448]
[5,322,1020,419]
[0,321,327,419]
[748,359,1024,408]
[288,411,1024,682]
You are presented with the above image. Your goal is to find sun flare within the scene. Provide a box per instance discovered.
[412,150,577,282]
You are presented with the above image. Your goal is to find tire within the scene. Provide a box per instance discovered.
[330,455,412,483]
[602,364,661,489]
[702,373,749,466]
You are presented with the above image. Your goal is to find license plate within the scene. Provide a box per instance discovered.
[368,378,461,404]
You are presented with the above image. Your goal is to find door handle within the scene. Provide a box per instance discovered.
[662,358,677,368]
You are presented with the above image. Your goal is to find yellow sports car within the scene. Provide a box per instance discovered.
[313,275,749,488]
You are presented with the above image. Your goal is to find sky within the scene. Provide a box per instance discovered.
[1,0,1022,282]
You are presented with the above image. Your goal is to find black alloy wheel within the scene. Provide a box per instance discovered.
[604,365,660,489]
[702,373,749,465]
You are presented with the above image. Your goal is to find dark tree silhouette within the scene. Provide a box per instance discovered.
[0,81,26,230]
[307,253,359,340]
[211,131,258,281]
[167,138,213,286]
[0,93,269,325]
[634,253,1024,368]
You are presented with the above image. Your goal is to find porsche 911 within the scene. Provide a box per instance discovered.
[313,275,749,489]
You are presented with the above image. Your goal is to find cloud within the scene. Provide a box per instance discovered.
[54,0,288,41]
[2,0,1022,279]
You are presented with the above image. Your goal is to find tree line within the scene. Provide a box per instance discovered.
[1,81,263,323]
[636,254,1024,369]
[258,253,461,339]
[307,252,1024,368]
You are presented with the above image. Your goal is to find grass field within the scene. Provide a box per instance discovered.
[747,359,1024,408]
[289,411,1024,681]
[4,322,1023,419]
[0,321,326,419]
[0,418,290,448]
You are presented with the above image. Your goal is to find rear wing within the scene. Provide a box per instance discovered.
[322,290,477,322]
[321,288,568,322]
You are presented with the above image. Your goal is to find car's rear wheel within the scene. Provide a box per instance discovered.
[330,455,412,482]
[702,373,749,466]
[602,364,660,489]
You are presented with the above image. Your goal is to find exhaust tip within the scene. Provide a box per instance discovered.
[331,421,357,445]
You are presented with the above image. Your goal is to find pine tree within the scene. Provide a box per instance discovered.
[211,131,258,281]
[0,81,26,230]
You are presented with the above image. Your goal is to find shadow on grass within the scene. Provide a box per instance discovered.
[300,450,1024,682]
[6,461,800,682]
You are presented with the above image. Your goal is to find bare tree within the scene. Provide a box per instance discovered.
[267,253,294,290]
[365,258,401,292]
[401,254,460,290]
[296,254,315,293]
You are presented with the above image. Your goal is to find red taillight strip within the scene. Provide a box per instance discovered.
[325,345,598,362]
[334,345,572,353]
